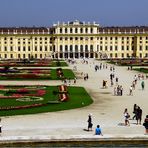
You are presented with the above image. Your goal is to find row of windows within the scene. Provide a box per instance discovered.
[59,45,94,52]
[59,37,94,41]
[0,54,47,59]
[109,53,148,58]
[3,37,49,40]
[59,27,94,34]
[98,36,148,40]
[0,46,51,52]
[98,45,148,51]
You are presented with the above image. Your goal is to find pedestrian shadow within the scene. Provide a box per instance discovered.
[118,123,125,126]
[83,129,93,132]
[100,92,111,94]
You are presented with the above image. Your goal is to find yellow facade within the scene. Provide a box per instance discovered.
[0,20,148,59]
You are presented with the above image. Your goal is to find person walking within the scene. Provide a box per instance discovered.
[132,104,138,120]
[124,108,130,126]
[136,106,142,125]
[87,114,93,131]
[141,81,145,90]
[143,115,148,134]
[95,125,103,136]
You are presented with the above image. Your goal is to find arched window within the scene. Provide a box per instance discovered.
[90,28,93,33]
[75,45,78,52]
[60,28,62,33]
[80,45,83,52]
[75,28,78,33]
[85,45,88,52]
[70,45,73,52]
[65,45,68,52]
[60,45,63,52]
[80,28,83,33]
[85,28,88,33]
[90,45,93,52]
[70,28,73,33]
[65,28,67,33]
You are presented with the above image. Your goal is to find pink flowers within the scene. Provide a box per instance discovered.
[37,89,46,96]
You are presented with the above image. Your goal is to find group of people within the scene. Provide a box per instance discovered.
[87,114,103,136]
[132,104,143,125]
[124,104,143,126]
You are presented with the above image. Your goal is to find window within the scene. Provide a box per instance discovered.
[60,28,62,33]
[65,28,67,33]
[75,37,78,40]
[90,45,93,50]
[115,46,118,51]
[105,46,107,51]
[75,28,78,33]
[5,54,7,58]
[23,46,25,51]
[10,54,13,58]
[80,37,83,40]
[60,37,62,40]
[35,46,37,51]
[127,46,129,50]
[40,54,42,58]
[80,45,83,52]
[60,45,63,52]
[122,53,124,58]
[110,53,112,58]
[132,46,134,50]
[28,46,31,51]
[85,28,88,33]
[70,28,72,33]
[140,37,142,40]
[45,46,47,51]
[18,47,20,51]
[115,37,118,40]
[40,46,42,51]
[140,53,142,58]
[110,37,112,40]
[90,28,93,33]
[80,28,83,33]
[110,46,113,51]
[70,45,73,52]
[100,46,102,51]
[122,46,124,50]
[70,37,73,40]
[115,53,118,58]
[5,46,7,51]
[139,46,142,51]
[10,46,13,51]
[90,37,93,40]
[65,45,68,52]
[65,37,68,40]
[35,37,37,40]
[146,46,148,50]
[75,45,78,52]
[85,45,88,52]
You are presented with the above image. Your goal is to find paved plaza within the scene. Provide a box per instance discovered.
[0,59,148,141]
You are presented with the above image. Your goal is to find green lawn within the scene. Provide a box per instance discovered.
[133,68,148,73]
[0,86,93,116]
[51,61,68,67]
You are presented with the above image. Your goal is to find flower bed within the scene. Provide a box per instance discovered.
[58,85,68,93]
[59,93,69,102]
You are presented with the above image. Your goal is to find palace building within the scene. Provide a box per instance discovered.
[0,20,148,59]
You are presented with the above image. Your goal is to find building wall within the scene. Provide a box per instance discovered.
[0,21,148,59]
[0,35,52,59]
